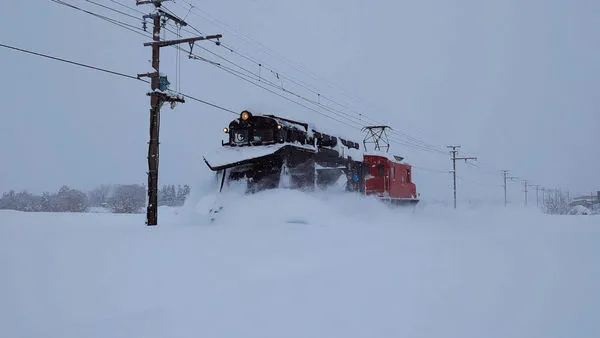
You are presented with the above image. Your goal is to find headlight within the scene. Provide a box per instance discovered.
[241,110,252,121]
[223,127,229,133]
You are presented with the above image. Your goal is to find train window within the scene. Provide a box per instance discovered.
[391,167,395,180]
[251,128,274,142]
[378,164,385,177]
[406,169,411,182]
[233,130,248,144]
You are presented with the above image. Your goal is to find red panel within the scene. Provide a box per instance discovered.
[362,155,417,200]
[387,161,417,199]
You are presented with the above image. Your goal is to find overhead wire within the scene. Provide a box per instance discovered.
[166,1,449,156]
[53,0,483,162]
[0,42,238,116]
[0,42,141,81]
[50,0,148,37]
[104,0,145,15]
[80,0,140,20]
[50,0,544,194]
[75,1,446,155]
[69,0,450,157]
[189,51,453,155]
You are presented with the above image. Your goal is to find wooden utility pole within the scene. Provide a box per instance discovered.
[447,145,477,209]
[136,0,222,226]
[529,184,540,207]
[523,180,529,206]
[540,187,546,205]
[502,170,518,207]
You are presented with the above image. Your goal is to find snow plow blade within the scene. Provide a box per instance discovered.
[203,144,316,172]
[203,143,361,193]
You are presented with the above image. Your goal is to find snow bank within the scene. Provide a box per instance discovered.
[570,205,593,215]
[1,189,599,338]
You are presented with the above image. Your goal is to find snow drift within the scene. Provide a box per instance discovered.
[1,186,599,338]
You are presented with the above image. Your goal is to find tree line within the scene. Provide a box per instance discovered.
[0,184,191,214]
[541,189,599,215]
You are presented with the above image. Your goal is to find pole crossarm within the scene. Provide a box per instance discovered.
[147,91,185,103]
[143,35,222,47]
[136,0,172,6]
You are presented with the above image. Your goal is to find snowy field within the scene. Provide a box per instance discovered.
[1,188,599,338]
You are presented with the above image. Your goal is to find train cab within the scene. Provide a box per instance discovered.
[363,153,418,204]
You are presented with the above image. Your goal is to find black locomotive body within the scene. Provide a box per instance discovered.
[204,110,364,193]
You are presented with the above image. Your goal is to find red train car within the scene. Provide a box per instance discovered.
[363,154,419,205]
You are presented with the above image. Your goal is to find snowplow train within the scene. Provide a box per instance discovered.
[203,110,419,205]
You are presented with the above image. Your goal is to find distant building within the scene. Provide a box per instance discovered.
[570,191,600,208]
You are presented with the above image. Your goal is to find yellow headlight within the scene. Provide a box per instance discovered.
[223,127,229,133]
[241,110,251,121]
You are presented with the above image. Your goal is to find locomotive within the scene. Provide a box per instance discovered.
[203,110,419,205]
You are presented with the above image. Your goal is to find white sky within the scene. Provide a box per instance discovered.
[0,0,598,203]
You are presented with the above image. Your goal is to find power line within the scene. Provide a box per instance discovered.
[53,0,451,158]
[412,165,449,175]
[0,42,140,80]
[183,48,448,155]
[49,0,148,37]
[0,41,237,117]
[201,56,451,155]
[49,0,547,199]
[82,0,140,20]
[168,1,449,156]
[105,0,145,15]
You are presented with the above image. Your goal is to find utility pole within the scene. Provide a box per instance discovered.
[529,184,540,207]
[502,170,518,207]
[540,187,547,208]
[136,0,222,226]
[447,145,477,209]
[523,180,529,206]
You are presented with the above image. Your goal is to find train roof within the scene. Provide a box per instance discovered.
[363,151,407,164]
[257,113,362,147]
[229,111,410,164]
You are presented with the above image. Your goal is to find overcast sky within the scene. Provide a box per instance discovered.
[1,0,598,203]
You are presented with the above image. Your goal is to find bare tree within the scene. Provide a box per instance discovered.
[88,184,112,207]
[51,186,88,212]
[542,189,570,215]
[106,184,146,213]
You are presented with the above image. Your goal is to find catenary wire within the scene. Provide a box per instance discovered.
[0,42,238,116]
[51,0,544,192]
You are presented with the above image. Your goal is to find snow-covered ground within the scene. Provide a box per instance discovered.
[1,187,599,338]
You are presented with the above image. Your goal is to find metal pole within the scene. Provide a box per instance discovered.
[446,145,476,209]
[503,170,508,207]
[452,150,457,209]
[523,180,528,206]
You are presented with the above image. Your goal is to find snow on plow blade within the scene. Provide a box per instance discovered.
[203,144,316,172]
[203,143,356,193]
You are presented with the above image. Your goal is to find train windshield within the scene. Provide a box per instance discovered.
[251,128,274,143]
[232,130,249,144]
[231,127,274,145]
